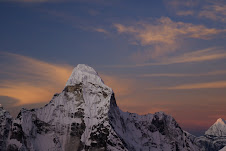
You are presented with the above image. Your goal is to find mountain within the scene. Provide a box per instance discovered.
[205,118,226,137]
[0,64,200,151]
[195,118,226,151]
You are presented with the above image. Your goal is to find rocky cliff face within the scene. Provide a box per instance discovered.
[0,64,200,151]
[0,105,13,150]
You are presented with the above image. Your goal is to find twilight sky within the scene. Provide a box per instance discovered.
[0,0,226,136]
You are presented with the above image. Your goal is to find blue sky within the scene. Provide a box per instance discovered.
[0,0,226,136]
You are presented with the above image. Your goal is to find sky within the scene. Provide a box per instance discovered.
[0,0,226,136]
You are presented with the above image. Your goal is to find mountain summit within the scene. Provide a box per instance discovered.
[205,118,226,137]
[0,64,200,151]
[66,64,106,88]
[195,118,226,151]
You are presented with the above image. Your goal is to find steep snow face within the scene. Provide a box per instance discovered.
[205,118,226,137]
[1,64,200,151]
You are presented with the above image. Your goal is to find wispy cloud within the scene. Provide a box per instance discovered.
[114,17,225,60]
[0,52,147,116]
[93,28,109,34]
[166,49,226,63]
[0,81,56,106]
[108,47,226,68]
[166,0,226,23]
[198,1,226,23]
[115,17,224,44]
[139,70,226,78]
[0,52,73,105]
[176,10,194,16]
[164,81,226,90]
[0,52,136,106]
[140,47,226,66]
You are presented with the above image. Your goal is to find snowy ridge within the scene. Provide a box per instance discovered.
[1,64,201,151]
[109,108,199,151]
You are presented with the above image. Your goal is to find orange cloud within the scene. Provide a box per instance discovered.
[100,74,135,98]
[114,17,225,60]
[93,28,109,34]
[0,52,137,107]
[0,52,73,105]
[115,17,224,44]
[166,0,226,23]
[168,81,226,90]
[0,82,53,105]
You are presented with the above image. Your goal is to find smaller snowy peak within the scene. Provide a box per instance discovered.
[66,64,107,88]
[205,118,226,137]
[216,118,226,125]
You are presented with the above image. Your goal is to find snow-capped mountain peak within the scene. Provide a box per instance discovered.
[0,64,200,151]
[196,118,226,150]
[205,118,226,137]
[216,118,226,125]
[66,64,107,89]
